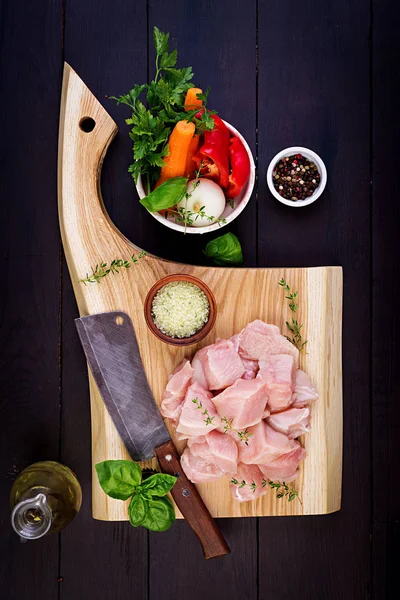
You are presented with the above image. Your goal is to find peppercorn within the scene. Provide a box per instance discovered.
[272,154,321,201]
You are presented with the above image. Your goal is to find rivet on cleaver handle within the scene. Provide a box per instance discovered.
[75,311,230,559]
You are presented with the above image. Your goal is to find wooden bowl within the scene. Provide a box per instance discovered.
[144,274,217,346]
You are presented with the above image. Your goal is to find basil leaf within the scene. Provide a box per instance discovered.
[128,494,146,527]
[140,496,176,532]
[141,473,177,497]
[95,460,142,500]
[204,232,243,266]
[140,177,188,212]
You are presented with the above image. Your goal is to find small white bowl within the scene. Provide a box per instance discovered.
[136,120,255,234]
[266,146,327,208]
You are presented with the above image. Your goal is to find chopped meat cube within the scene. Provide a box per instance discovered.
[181,430,238,483]
[160,359,194,420]
[258,354,296,412]
[188,430,238,474]
[268,407,311,439]
[258,441,306,482]
[238,422,296,464]
[181,448,223,483]
[230,464,269,502]
[191,346,209,389]
[239,320,299,365]
[231,334,259,379]
[176,382,219,439]
[213,378,268,429]
[201,339,245,390]
[292,369,319,407]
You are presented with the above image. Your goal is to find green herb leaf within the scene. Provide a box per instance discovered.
[95,460,142,500]
[139,496,176,532]
[128,494,146,527]
[160,49,177,70]
[141,473,177,497]
[153,27,169,56]
[140,177,188,212]
[204,232,243,266]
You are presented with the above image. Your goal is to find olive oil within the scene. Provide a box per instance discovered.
[10,461,82,539]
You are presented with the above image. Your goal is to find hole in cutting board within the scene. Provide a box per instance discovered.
[115,316,124,326]
[79,117,96,133]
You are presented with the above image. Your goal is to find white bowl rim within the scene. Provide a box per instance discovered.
[266,146,327,208]
[136,120,256,234]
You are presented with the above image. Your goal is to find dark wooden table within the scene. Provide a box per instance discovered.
[1,1,398,598]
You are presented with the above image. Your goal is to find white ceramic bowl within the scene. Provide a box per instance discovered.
[136,120,255,234]
[266,146,327,208]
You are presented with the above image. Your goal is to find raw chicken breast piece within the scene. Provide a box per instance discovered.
[259,441,306,482]
[213,378,268,429]
[241,358,259,380]
[176,382,219,439]
[160,359,194,420]
[181,448,224,483]
[268,407,311,439]
[292,369,319,407]
[191,346,209,389]
[239,320,299,365]
[231,334,259,379]
[238,421,296,464]
[202,339,245,390]
[188,430,238,474]
[258,354,296,413]
[230,463,269,502]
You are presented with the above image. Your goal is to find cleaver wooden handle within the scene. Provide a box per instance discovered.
[155,440,230,559]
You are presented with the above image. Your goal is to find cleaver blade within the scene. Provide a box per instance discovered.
[75,311,170,461]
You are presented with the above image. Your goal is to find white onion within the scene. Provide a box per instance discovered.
[177,178,226,227]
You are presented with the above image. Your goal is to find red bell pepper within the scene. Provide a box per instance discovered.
[193,113,230,188]
[226,136,251,199]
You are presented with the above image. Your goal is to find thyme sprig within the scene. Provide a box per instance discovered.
[221,417,252,446]
[192,398,215,426]
[279,278,307,351]
[80,251,146,284]
[279,278,298,312]
[191,400,252,444]
[230,478,301,503]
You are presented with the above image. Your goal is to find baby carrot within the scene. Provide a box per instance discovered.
[184,88,203,112]
[185,134,200,178]
[156,120,196,187]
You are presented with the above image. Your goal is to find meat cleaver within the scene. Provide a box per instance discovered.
[75,310,230,559]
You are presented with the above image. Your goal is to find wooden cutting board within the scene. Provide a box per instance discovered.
[58,63,343,520]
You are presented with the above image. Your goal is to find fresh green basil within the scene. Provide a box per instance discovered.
[141,473,177,497]
[140,177,188,212]
[204,232,243,266]
[95,460,142,500]
[95,460,177,532]
[128,494,146,527]
[139,497,176,532]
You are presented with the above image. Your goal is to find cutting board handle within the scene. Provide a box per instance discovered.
[155,440,230,559]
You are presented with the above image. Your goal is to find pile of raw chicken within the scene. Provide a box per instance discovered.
[161,320,318,502]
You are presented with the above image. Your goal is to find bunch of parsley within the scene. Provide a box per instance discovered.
[112,27,215,193]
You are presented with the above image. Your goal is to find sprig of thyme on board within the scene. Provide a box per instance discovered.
[80,251,146,284]
[279,278,307,351]
[191,398,216,426]
[191,399,253,444]
[230,478,301,503]
[221,417,252,445]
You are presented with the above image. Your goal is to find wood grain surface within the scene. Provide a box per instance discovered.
[58,63,343,521]
[1,0,398,598]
